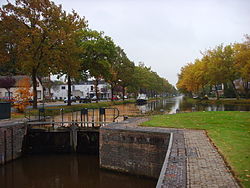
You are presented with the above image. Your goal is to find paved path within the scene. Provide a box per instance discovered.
[184,130,239,188]
[159,128,240,188]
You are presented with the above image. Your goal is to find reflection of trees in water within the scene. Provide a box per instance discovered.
[179,100,250,112]
[141,97,250,114]
[137,99,176,114]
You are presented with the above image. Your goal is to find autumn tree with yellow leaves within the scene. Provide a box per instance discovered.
[177,35,250,99]
[14,77,33,112]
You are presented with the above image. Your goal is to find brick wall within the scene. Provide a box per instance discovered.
[0,122,26,165]
[99,119,170,178]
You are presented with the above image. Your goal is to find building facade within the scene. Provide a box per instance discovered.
[51,80,111,100]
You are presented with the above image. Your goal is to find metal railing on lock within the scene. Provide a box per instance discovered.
[25,107,120,129]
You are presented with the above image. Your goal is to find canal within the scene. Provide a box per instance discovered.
[128,96,250,115]
[0,154,156,188]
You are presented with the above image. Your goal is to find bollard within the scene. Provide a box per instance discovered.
[81,108,88,127]
[99,108,106,126]
[61,108,64,127]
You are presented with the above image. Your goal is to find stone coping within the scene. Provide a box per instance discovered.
[102,117,172,134]
[156,132,173,187]
[0,119,25,128]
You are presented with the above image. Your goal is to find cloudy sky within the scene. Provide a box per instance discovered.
[1,0,250,85]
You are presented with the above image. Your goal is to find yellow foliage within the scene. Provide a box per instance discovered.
[14,77,33,112]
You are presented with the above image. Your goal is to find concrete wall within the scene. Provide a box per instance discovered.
[99,119,171,178]
[0,121,26,165]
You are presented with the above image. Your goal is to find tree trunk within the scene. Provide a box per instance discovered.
[67,75,72,106]
[94,78,99,103]
[231,80,240,100]
[214,85,219,100]
[32,70,38,109]
[122,86,125,101]
[111,84,114,101]
[243,81,250,99]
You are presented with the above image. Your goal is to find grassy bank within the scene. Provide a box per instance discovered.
[142,111,250,187]
[12,99,136,118]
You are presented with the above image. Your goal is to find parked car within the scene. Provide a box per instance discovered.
[111,96,120,101]
[64,96,77,103]
[79,97,91,103]
[90,96,97,101]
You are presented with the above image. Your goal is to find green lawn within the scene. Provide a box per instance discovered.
[142,111,250,187]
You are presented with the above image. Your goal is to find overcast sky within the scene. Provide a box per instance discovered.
[1,0,250,85]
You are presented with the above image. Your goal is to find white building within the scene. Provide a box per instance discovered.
[51,80,111,100]
[0,75,44,101]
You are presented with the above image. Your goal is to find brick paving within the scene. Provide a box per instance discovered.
[184,130,239,188]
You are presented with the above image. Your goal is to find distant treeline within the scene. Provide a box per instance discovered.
[177,35,250,99]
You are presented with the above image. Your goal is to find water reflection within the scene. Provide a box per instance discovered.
[134,96,250,115]
[0,154,156,188]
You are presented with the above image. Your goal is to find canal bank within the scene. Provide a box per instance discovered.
[0,119,26,165]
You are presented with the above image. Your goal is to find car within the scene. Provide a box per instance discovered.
[64,96,77,103]
[90,96,97,101]
[79,97,91,103]
[111,96,120,101]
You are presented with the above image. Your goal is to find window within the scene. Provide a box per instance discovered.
[5,92,13,97]
[91,86,93,91]
[37,91,42,99]
[61,86,66,90]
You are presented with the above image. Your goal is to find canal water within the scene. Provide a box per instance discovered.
[0,154,156,188]
[129,96,250,115]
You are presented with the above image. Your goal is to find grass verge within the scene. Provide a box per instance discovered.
[142,111,250,187]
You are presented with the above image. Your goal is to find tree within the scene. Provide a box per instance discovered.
[0,76,16,100]
[177,63,198,95]
[205,45,240,99]
[52,10,87,106]
[117,56,135,100]
[80,30,116,102]
[234,35,250,98]
[0,0,87,108]
[106,46,134,101]
[14,77,33,112]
